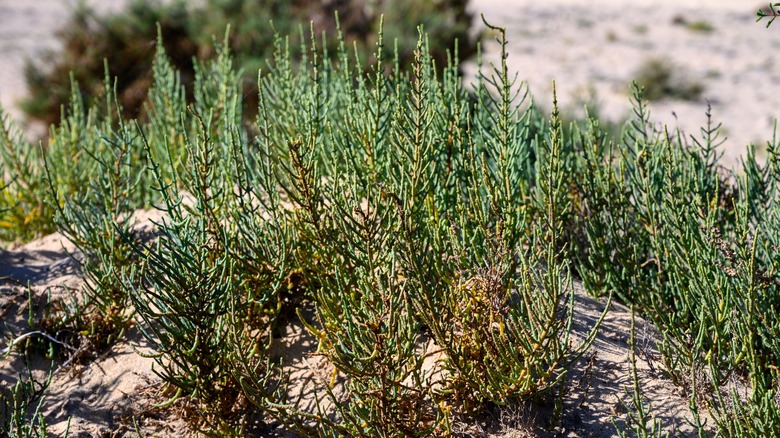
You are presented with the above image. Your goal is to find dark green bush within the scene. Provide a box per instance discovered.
[632,57,704,101]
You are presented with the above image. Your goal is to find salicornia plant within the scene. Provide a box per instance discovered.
[1,360,70,438]
[235,16,610,434]
[42,77,146,354]
[0,108,48,241]
[7,8,780,437]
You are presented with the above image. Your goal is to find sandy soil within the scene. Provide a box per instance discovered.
[0,0,765,436]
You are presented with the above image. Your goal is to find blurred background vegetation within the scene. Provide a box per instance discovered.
[23,0,477,126]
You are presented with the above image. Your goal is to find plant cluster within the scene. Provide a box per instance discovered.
[1,361,68,438]
[566,89,780,434]
[2,10,780,438]
[2,19,610,435]
[23,0,477,127]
